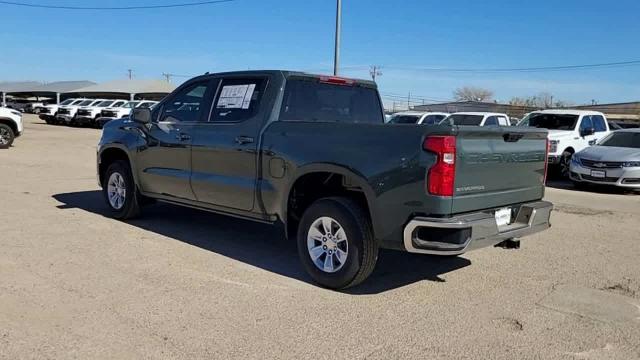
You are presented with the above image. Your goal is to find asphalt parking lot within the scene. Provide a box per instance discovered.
[1,115,639,359]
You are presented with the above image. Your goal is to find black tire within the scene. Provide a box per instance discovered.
[0,123,15,149]
[102,160,141,219]
[296,197,378,290]
[559,150,573,178]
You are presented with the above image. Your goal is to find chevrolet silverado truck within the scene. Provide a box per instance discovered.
[75,99,127,127]
[97,70,553,289]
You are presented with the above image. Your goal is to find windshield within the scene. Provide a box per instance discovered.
[599,132,640,149]
[442,114,484,126]
[78,100,94,106]
[389,115,421,124]
[122,101,139,109]
[96,101,114,107]
[59,99,75,105]
[523,113,579,130]
[71,99,84,105]
[138,102,156,108]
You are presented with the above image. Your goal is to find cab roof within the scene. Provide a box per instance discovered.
[530,109,606,116]
[450,112,509,117]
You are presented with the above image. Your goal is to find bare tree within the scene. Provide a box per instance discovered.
[509,92,572,109]
[453,87,494,102]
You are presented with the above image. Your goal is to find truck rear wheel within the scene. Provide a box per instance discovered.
[296,197,378,290]
[0,124,15,149]
[103,160,141,219]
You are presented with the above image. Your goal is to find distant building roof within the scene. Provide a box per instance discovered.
[70,79,175,96]
[0,81,43,93]
[4,80,96,95]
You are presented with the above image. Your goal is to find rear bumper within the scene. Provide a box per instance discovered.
[403,200,553,255]
[570,162,640,188]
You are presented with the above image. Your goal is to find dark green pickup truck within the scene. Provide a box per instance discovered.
[97,70,552,289]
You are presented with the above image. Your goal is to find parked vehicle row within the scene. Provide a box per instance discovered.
[0,106,23,148]
[387,111,513,127]
[40,98,157,128]
[4,98,48,113]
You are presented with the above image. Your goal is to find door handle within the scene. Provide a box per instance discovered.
[175,133,191,141]
[235,136,254,145]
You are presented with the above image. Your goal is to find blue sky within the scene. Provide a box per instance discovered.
[1,0,640,106]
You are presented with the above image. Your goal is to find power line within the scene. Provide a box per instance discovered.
[0,0,236,10]
[383,60,640,73]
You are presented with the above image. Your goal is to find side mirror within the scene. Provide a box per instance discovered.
[580,127,595,137]
[131,108,151,124]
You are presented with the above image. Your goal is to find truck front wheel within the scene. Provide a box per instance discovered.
[297,197,378,290]
[103,160,141,219]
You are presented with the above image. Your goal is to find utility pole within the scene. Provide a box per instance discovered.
[369,65,382,82]
[162,73,172,83]
[333,0,342,76]
[407,92,411,110]
[127,69,133,80]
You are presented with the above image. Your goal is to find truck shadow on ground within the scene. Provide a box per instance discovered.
[52,190,471,295]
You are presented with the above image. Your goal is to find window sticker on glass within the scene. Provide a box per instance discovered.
[217,84,256,109]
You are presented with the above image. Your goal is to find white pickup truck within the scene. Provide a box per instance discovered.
[518,110,611,176]
[38,98,84,124]
[57,99,105,125]
[74,99,128,127]
[96,100,158,128]
[0,106,23,149]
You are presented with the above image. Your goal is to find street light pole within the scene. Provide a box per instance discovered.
[333,0,342,76]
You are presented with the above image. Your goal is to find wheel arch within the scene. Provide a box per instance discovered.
[0,118,18,134]
[98,145,135,187]
[282,164,377,241]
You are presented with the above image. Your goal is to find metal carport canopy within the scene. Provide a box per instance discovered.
[67,79,176,101]
[4,81,96,104]
[0,81,42,106]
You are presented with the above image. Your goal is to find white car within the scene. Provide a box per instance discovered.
[74,99,128,127]
[441,112,511,126]
[518,110,611,177]
[0,106,24,149]
[57,99,106,125]
[387,111,450,125]
[38,98,85,124]
[96,100,158,128]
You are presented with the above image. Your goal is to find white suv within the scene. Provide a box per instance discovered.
[441,112,511,126]
[518,110,611,176]
[57,99,105,125]
[0,106,24,148]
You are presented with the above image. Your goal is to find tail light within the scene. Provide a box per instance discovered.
[543,138,550,184]
[424,136,456,196]
[318,76,355,86]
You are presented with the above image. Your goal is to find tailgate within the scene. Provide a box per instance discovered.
[452,127,547,214]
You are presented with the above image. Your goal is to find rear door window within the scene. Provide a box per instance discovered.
[580,115,594,131]
[497,116,509,126]
[423,114,446,125]
[591,115,607,132]
[209,78,266,122]
[279,78,383,124]
[484,116,498,126]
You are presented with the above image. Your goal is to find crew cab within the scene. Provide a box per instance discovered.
[74,99,128,127]
[38,98,84,124]
[441,112,512,126]
[57,99,104,125]
[0,106,23,149]
[96,100,158,128]
[97,70,552,289]
[387,111,450,125]
[518,110,611,177]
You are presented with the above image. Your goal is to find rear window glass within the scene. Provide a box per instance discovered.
[423,114,446,125]
[525,113,579,130]
[443,114,484,126]
[600,132,640,149]
[279,79,383,124]
[389,115,420,124]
